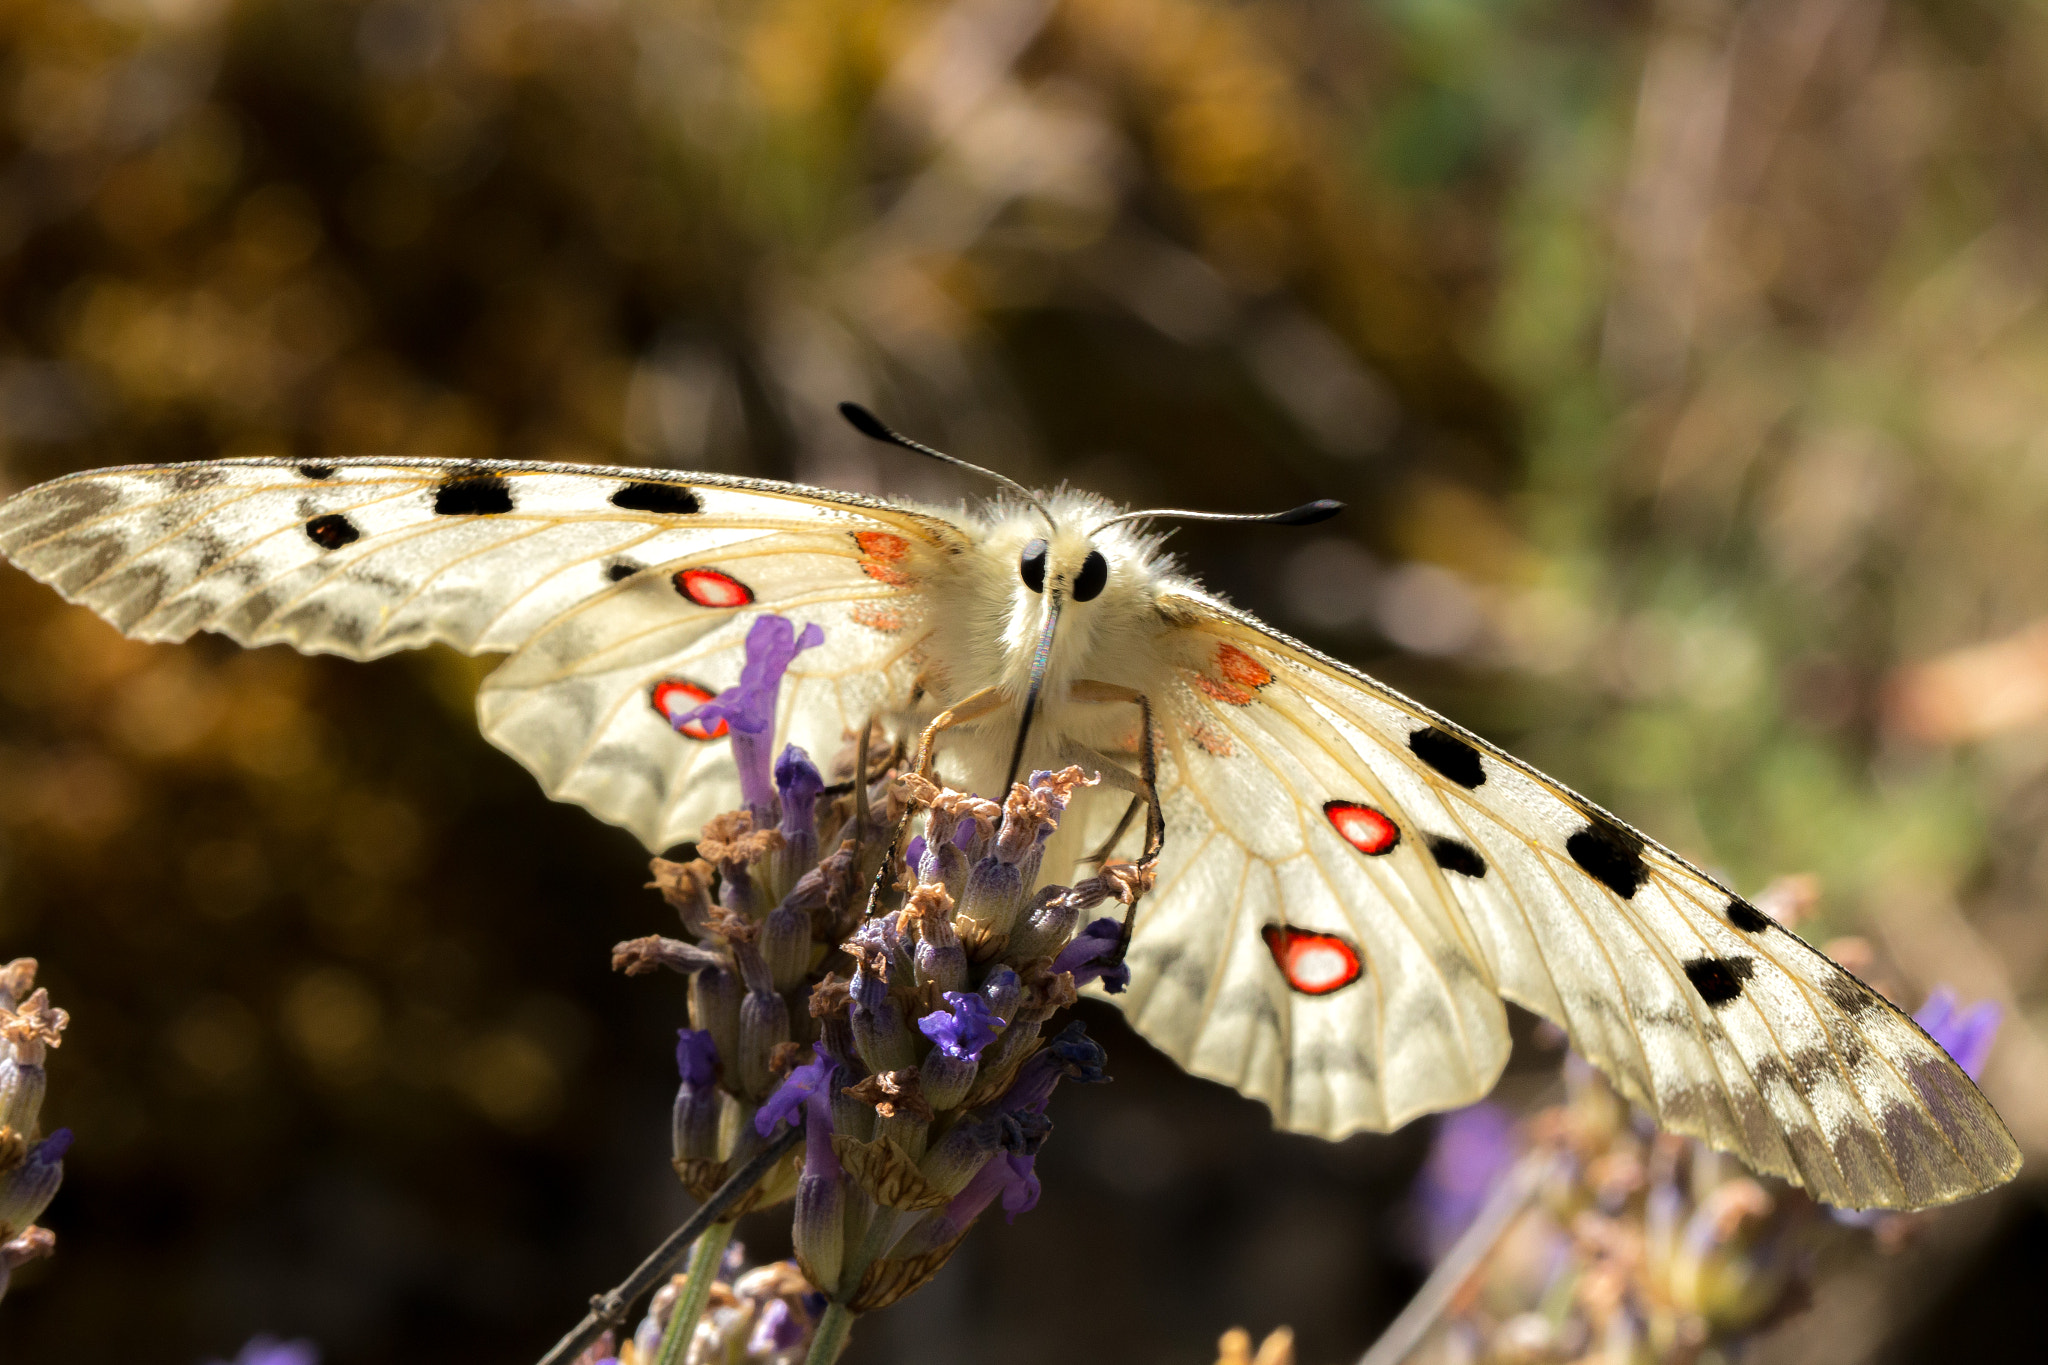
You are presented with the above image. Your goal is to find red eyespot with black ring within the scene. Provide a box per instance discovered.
[1261,925,1364,996]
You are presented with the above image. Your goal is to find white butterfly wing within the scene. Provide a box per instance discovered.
[0,458,944,844]
[1122,590,2020,1209]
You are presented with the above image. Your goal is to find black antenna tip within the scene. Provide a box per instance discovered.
[1277,499,1344,526]
[838,401,894,443]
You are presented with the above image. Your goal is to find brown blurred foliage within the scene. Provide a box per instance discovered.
[0,0,2044,1361]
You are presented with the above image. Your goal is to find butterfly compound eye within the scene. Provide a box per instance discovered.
[1073,549,1108,602]
[1020,538,1048,594]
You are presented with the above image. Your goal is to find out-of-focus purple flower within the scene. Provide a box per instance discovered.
[918,992,1004,1060]
[1414,1102,1518,1262]
[1052,916,1130,994]
[1914,986,2001,1081]
[676,1029,719,1088]
[755,1042,833,1136]
[670,616,824,814]
[749,1297,807,1353]
[207,1337,321,1365]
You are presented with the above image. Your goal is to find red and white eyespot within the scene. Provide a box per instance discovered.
[1260,925,1364,996]
[1324,800,1400,855]
[674,568,754,608]
[651,679,726,739]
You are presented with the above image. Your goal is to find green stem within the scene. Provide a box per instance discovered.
[652,1220,737,1365]
[804,1301,859,1365]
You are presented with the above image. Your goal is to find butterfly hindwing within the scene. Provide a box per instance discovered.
[1122,631,1513,1136]
[1128,591,2020,1208]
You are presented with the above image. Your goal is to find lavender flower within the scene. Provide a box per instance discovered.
[614,614,1156,1355]
[1412,1101,1517,1261]
[1052,916,1132,993]
[205,1337,320,1365]
[0,1129,70,1242]
[0,960,68,1303]
[673,1029,724,1163]
[623,1244,819,1364]
[918,993,1004,1061]
[1914,986,2001,1080]
[669,616,824,816]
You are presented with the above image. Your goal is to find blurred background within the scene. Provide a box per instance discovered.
[1,0,2046,1360]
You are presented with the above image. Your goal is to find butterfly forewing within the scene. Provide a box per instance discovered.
[1136,591,2020,1208]
[0,458,940,843]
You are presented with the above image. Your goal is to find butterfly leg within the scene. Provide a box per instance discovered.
[1065,680,1166,970]
[1066,680,1163,864]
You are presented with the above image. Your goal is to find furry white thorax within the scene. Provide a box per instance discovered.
[905,489,1183,816]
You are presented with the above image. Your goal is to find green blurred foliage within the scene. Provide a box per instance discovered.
[1,0,2045,1360]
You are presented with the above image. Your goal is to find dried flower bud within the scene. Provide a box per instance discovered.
[649,858,717,937]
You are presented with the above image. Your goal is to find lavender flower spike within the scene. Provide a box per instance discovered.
[670,616,825,817]
[1914,986,2002,1081]
[1052,917,1131,994]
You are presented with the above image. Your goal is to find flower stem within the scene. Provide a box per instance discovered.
[652,1220,736,1365]
[804,1300,859,1365]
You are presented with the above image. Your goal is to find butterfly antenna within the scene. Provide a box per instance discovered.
[838,402,1054,529]
[1091,499,1343,536]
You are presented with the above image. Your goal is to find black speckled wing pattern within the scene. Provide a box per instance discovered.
[1120,585,2020,1207]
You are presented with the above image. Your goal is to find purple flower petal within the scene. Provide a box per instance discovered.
[999,1020,1109,1113]
[748,1298,806,1353]
[1413,1102,1517,1261]
[668,617,824,812]
[209,1338,320,1365]
[918,992,1004,1060]
[1052,917,1130,994]
[675,1029,719,1090]
[1915,985,2002,1081]
[755,1041,833,1137]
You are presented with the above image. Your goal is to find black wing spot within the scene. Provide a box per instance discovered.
[1683,955,1755,1007]
[1424,834,1487,878]
[1567,816,1648,899]
[611,480,701,516]
[1726,898,1772,933]
[607,561,641,582]
[297,463,335,480]
[1823,973,1879,1016]
[1409,726,1485,789]
[304,513,361,550]
[434,472,514,515]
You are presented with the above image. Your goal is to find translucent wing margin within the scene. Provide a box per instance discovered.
[0,458,944,846]
[1129,588,2020,1209]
